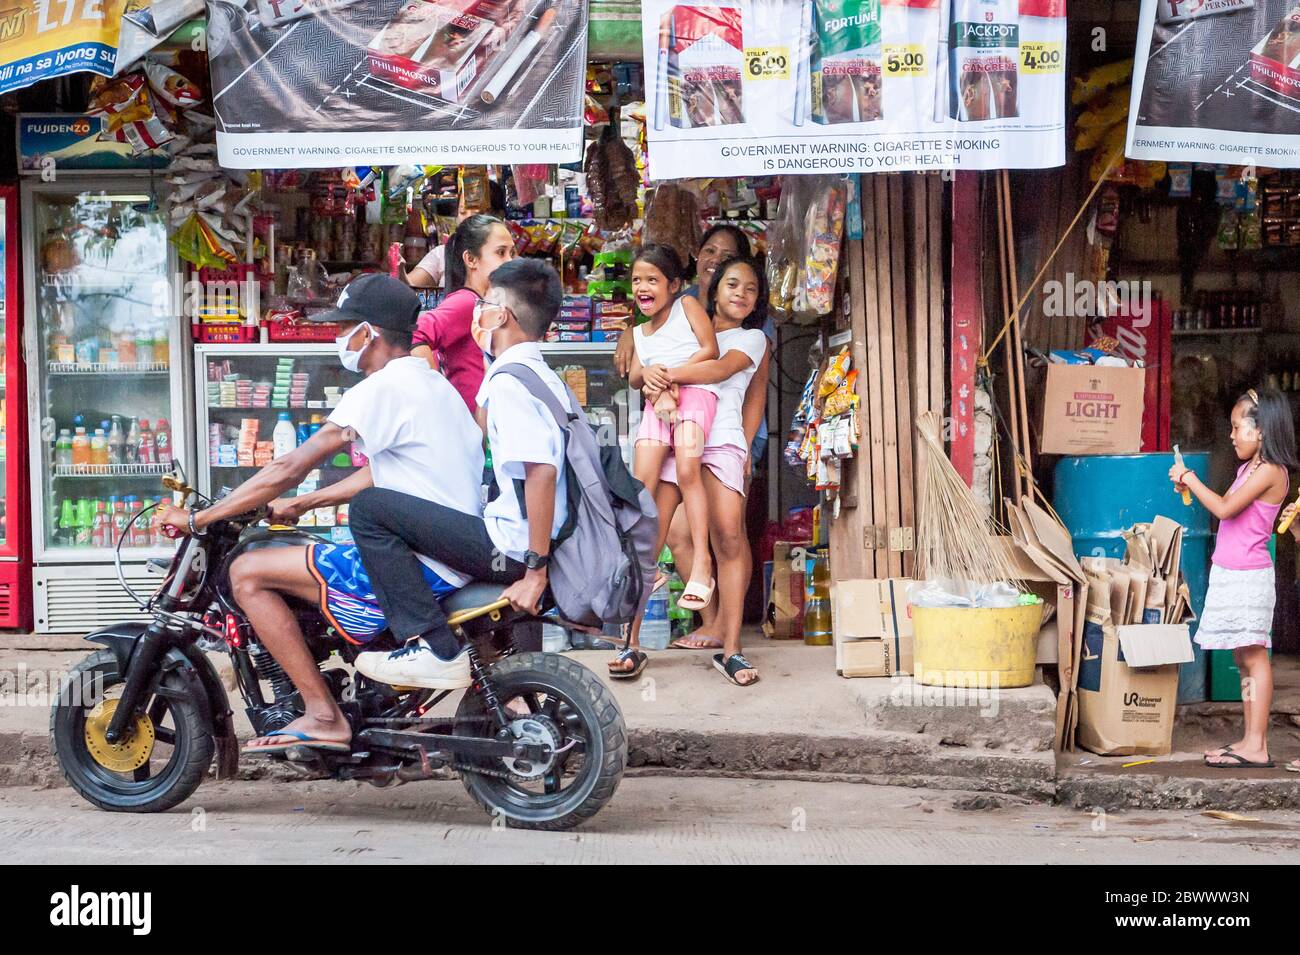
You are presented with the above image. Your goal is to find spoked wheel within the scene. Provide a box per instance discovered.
[454,652,626,830]
[50,650,214,813]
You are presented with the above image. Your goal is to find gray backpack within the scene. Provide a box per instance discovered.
[494,364,659,627]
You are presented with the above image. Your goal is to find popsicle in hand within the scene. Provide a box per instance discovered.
[1173,444,1192,506]
[1279,490,1300,535]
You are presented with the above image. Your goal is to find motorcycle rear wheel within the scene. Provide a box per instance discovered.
[51,650,214,813]
[455,651,626,831]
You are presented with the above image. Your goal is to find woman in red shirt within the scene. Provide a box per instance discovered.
[412,214,517,413]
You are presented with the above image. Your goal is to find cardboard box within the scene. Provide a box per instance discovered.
[764,540,811,639]
[1076,621,1192,757]
[831,578,913,677]
[1040,364,1146,456]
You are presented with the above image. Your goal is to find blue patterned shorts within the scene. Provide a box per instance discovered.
[307,542,456,644]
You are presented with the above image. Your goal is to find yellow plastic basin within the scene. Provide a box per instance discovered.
[912,604,1042,689]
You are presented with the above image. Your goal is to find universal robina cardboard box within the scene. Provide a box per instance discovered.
[1076,622,1192,756]
[831,578,914,677]
[1040,364,1145,455]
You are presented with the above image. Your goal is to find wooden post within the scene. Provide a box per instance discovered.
[949,171,981,487]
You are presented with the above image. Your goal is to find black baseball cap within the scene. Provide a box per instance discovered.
[309,273,420,332]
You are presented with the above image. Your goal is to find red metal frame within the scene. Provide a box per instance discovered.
[0,183,31,628]
[949,172,981,486]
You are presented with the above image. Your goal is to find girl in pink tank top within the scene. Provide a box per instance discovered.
[1169,388,1296,770]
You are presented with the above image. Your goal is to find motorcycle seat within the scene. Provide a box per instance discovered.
[441,581,507,615]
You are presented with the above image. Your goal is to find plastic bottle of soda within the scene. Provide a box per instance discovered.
[74,498,93,547]
[71,427,90,469]
[131,497,152,547]
[138,420,155,466]
[58,498,76,547]
[113,498,130,546]
[91,500,109,548]
[55,429,73,468]
[124,418,140,465]
[153,418,171,466]
[107,416,125,466]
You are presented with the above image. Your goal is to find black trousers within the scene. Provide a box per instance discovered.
[349,487,524,643]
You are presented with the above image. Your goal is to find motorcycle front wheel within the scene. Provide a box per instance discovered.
[455,651,626,830]
[50,650,214,813]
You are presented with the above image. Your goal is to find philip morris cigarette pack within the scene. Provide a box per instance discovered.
[1249,4,1300,101]
[947,0,1019,121]
[661,5,745,128]
[810,0,884,125]
[367,0,495,101]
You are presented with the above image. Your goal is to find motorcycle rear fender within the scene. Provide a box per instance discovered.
[85,624,241,779]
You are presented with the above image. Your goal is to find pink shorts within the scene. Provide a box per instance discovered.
[660,442,747,497]
[635,386,718,449]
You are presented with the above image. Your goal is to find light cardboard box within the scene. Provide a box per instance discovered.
[1076,621,1192,757]
[764,540,811,640]
[832,578,914,678]
[1040,365,1146,456]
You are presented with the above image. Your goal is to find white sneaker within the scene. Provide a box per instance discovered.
[354,639,473,690]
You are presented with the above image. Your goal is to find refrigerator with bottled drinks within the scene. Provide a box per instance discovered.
[22,181,192,632]
[0,185,31,629]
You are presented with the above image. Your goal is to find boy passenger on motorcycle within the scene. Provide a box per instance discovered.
[348,258,569,689]
[154,274,486,754]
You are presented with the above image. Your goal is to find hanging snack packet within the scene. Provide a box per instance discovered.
[810,0,883,124]
[947,0,1020,122]
[143,61,203,109]
[658,5,745,129]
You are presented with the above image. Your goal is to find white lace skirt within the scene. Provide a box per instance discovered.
[1193,564,1275,650]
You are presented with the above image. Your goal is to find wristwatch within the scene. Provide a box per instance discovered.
[523,550,550,571]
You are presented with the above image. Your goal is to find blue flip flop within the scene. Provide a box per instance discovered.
[242,729,351,756]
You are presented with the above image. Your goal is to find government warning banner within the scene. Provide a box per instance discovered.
[1127,0,1300,167]
[642,0,1067,179]
[0,0,125,95]
[207,0,588,169]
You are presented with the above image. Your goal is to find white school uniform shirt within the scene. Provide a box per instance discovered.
[476,341,571,562]
[632,297,721,395]
[707,327,769,452]
[328,355,484,586]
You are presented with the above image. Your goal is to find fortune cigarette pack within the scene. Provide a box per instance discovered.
[367,0,546,103]
[659,5,745,129]
[809,0,883,125]
[1249,4,1300,101]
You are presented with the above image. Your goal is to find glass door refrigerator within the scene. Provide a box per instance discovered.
[539,342,638,469]
[23,181,192,633]
[195,343,361,542]
[0,185,31,629]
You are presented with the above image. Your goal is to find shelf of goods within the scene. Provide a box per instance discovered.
[195,343,362,544]
[537,341,637,470]
[23,181,192,632]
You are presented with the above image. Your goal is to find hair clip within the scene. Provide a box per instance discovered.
[1247,388,1260,405]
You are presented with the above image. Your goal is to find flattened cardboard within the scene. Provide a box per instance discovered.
[1023,498,1085,581]
[1117,624,1193,668]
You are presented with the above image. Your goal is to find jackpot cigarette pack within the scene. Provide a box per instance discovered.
[660,5,745,129]
[1249,4,1300,101]
[810,0,883,125]
[947,0,1020,121]
[367,0,545,102]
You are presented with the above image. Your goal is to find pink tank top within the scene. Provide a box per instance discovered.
[1212,462,1281,571]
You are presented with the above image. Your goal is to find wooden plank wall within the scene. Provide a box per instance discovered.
[830,172,946,584]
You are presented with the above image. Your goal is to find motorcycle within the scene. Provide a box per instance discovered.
[50,469,627,830]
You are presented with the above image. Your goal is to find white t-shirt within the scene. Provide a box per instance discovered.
[328,355,484,586]
[632,298,720,396]
[414,244,446,288]
[707,327,769,452]
[476,342,570,561]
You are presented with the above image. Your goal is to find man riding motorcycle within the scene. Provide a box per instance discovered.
[154,273,486,755]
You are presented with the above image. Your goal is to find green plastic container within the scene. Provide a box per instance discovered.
[1208,536,1277,702]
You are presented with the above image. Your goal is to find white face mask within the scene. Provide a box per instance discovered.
[336,323,373,373]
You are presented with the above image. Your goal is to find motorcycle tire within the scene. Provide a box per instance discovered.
[455,651,626,831]
[51,650,214,813]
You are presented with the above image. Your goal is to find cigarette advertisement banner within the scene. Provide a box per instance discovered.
[1127,0,1300,167]
[642,0,1067,179]
[0,0,125,95]
[207,0,588,169]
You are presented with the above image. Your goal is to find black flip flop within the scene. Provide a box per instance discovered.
[1204,750,1275,769]
[608,648,648,681]
[713,652,759,687]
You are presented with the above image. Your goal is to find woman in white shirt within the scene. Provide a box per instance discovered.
[638,255,770,687]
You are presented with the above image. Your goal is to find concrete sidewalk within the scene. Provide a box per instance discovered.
[2,632,1298,809]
